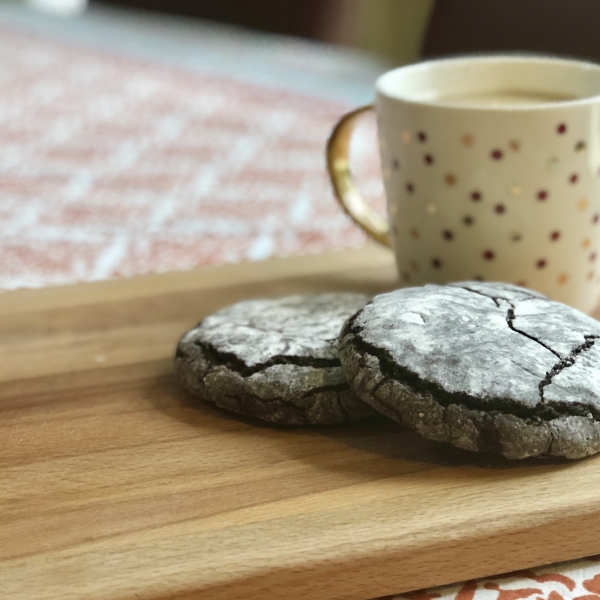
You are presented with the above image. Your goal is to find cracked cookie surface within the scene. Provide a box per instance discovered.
[338,282,600,459]
[175,293,375,425]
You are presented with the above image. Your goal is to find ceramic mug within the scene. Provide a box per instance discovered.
[327,55,600,313]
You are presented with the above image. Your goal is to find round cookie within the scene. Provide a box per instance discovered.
[339,281,600,459]
[175,293,375,425]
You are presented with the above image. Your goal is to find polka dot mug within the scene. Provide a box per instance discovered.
[327,56,600,313]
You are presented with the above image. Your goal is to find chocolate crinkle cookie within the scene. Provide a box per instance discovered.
[339,281,600,459]
[175,293,376,425]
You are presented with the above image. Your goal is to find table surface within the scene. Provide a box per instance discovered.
[2,246,600,600]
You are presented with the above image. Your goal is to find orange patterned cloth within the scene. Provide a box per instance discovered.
[1,16,598,600]
[392,558,600,600]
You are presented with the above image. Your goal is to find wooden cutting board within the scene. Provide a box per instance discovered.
[2,244,600,600]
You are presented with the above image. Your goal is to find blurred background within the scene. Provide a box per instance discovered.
[2,0,600,291]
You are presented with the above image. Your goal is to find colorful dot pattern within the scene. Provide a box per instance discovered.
[383,115,600,308]
[509,139,521,152]
[462,134,474,147]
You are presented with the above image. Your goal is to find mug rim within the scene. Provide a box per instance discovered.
[376,54,600,111]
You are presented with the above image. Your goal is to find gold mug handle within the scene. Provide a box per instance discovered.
[326,105,392,248]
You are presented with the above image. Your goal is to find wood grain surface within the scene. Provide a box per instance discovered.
[2,244,600,600]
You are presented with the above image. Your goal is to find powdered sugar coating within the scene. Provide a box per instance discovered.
[176,293,375,425]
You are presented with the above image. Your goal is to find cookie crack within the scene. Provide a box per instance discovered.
[454,285,501,308]
[452,285,562,359]
[539,334,600,402]
[505,304,562,359]
[299,383,349,398]
[453,284,540,307]
[344,315,596,421]
[299,383,353,420]
[192,340,340,377]
[337,398,352,421]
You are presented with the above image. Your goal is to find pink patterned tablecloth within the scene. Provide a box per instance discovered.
[0,25,384,291]
[2,14,600,600]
